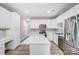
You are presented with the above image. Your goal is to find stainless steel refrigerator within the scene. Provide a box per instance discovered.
[64,15,79,55]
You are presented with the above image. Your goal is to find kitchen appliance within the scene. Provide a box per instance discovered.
[64,15,79,55]
[39,24,47,37]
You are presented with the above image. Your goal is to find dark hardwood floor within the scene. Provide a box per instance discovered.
[5,41,63,55]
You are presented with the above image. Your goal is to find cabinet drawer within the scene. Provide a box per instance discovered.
[0,48,4,51]
[0,43,5,55]
[0,42,4,45]
[0,50,4,55]
[0,45,4,49]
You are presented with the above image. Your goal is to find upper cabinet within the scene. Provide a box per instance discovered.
[0,6,20,28]
[30,19,59,29]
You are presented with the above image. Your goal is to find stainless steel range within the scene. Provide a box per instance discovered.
[39,24,47,37]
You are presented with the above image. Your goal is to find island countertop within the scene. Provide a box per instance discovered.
[21,33,50,44]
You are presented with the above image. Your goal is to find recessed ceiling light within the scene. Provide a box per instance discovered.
[27,18,30,22]
[48,9,55,13]
[48,10,51,13]
[25,10,28,14]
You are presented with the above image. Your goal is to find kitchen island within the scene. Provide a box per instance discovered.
[21,33,50,55]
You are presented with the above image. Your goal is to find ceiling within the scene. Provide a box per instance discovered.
[0,3,77,19]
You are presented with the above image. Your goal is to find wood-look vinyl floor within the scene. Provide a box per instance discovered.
[5,41,64,55]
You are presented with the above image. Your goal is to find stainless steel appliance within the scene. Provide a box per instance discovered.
[64,15,79,55]
[39,24,47,37]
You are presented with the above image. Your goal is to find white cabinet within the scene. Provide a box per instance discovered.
[46,29,58,45]
[0,7,20,53]
[47,30,53,41]
[5,12,20,49]
[53,34,58,45]
[0,42,5,55]
[6,28,20,49]
[0,37,12,55]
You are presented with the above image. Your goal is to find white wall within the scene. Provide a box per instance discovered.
[20,19,28,40]
[20,16,30,41]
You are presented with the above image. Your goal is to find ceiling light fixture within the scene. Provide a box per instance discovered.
[27,18,30,21]
[25,10,29,14]
[48,9,55,13]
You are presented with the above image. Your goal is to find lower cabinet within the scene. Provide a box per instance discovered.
[0,42,5,55]
[58,36,65,52]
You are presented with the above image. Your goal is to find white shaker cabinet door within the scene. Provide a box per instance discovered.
[0,42,5,55]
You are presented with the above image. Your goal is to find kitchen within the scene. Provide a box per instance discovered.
[0,3,79,55]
